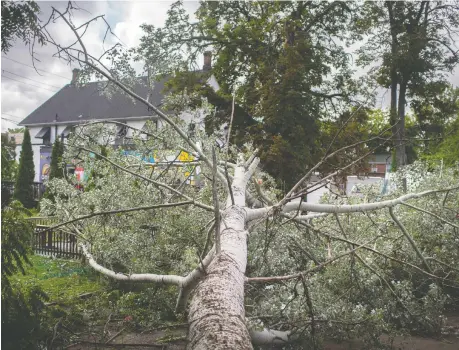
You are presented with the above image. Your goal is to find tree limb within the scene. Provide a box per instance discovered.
[246,187,459,221]
[389,207,432,273]
[80,244,184,284]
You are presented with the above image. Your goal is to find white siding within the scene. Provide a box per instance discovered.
[346,176,383,195]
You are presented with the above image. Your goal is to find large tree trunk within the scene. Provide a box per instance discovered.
[396,81,407,169]
[187,159,253,349]
[386,1,399,171]
[390,65,398,166]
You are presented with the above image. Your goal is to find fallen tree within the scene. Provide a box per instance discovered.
[39,4,459,349]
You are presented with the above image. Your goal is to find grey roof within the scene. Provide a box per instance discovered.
[19,77,166,126]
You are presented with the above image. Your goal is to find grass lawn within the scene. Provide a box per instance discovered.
[10,254,104,303]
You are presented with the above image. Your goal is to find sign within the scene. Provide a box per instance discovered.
[39,149,51,182]
[178,150,194,162]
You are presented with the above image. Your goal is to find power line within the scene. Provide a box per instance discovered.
[1,56,71,80]
[1,75,58,93]
[2,69,62,89]
[1,117,19,124]
[2,113,23,120]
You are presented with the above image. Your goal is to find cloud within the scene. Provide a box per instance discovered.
[1,1,457,132]
[1,1,202,131]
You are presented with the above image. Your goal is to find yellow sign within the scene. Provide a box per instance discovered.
[178,151,194,162]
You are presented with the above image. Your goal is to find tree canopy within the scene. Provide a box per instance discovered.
[1,0,45,54]
[355,1,459,168]
[136,1,364,188]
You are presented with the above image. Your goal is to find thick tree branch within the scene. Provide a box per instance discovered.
[389,207,432,273]
[246,187,459,221]
[80,244,184,285]
[175,246,216,312]
[212,147,221,253]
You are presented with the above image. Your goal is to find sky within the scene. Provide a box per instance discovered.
[1,1,458,132]
[1,1,200,132]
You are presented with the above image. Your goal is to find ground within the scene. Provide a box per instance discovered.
[9,255,459,349]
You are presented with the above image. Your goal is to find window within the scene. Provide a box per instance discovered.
[35,127,51,146]
[116,124,128,138]
[188,122,196,139]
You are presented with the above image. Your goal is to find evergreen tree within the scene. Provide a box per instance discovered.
[13,128,35,208]
[43,138,65,201]
[48,138,64,180]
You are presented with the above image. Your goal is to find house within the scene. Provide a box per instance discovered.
[366,153,391,178]
[18,53,219,183]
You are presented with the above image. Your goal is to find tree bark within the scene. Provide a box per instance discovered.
[187,157,253,350]
[396,81,407,169]
[386,1,399,170]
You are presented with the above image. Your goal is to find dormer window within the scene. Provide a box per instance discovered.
[116,124,128,138]
[35,127,51,146]
[114,123,128,145]
[61,125,73,140]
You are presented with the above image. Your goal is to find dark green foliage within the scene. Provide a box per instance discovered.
[43,138,65,201]
[355,1,459,168]
[1,133,16,181]
[1,134,17,207]
[1,201,34,285]
[48,138,65,180]
[1,201,50,349]
[1,0,45,53]
[137,1,359,187]
[425,116,459,167]
[14,128,35,208]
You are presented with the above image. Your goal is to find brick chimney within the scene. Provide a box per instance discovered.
[71,68,80,86]
[203,51,212,71]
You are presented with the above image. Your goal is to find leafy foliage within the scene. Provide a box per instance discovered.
[425,116,459,167]
[1,202,50,350]
[41,114,459,348]
[354,1,459,167]
[43,138,65,202]
[48,138,65,180]
[1,133,17,181]
[135,0,366,188]
[247,163,458,346]
[14,128,35,208]
[1,0,45,54]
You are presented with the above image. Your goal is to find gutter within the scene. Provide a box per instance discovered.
[19,115,160,127]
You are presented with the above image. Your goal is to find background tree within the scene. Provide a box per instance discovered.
[48,138,64,180]
[411,83,459,154]
[1,133,17,181]
[136,0,364,188]
[424,116,459,167]
[43,138,65,201]
[14,128,35,208]
[1,133,18,207]
[1,0,45,54]
[355,1,459,169]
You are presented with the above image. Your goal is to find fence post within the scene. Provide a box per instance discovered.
[47,231,53,248]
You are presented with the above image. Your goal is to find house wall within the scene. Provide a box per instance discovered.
[346,176,383,195]
[14,126,52,182]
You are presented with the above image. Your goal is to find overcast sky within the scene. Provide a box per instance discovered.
[1,1,458,132]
